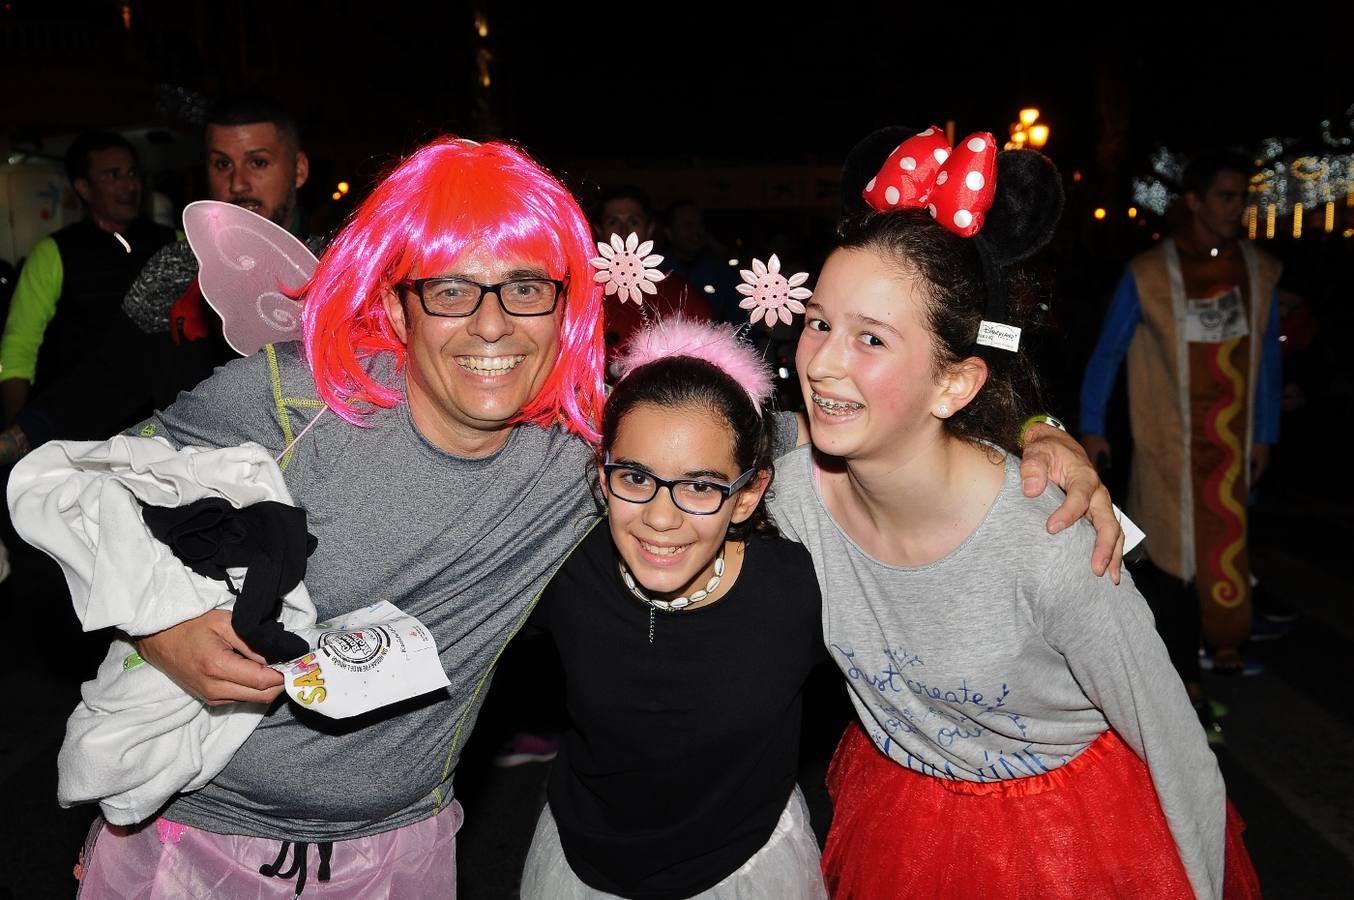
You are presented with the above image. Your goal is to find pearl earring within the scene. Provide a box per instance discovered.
[936,403,950,417]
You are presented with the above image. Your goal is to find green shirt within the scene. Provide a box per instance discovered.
[0,236,62,382]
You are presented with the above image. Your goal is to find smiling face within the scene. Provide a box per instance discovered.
[796,247,953,462]
[601,402,764,602]
[382,246,564,455]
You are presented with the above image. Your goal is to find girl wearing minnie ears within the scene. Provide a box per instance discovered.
[518,317,829,900]
[767,128,1260,899]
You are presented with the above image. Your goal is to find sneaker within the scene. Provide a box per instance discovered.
[1254,589,1299,624]
[1193,697,1226,745]
[1260,607,1299,625]
[1249,614,1295,642]
[1198,649,1265,676]
[491,732,560,768]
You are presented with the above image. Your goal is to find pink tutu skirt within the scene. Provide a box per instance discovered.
[75,800,462,898]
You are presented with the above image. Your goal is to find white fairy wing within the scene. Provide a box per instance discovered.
[183,200,318,357]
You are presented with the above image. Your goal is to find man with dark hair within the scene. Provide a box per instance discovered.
[123,94,311,339]
[0,98,312,463]
[1079,149,1281,705]
[664,199,744,324]
[593,185,712,374]
[0,131,174,422]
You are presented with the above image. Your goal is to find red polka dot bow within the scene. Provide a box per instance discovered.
[861,125,997,238]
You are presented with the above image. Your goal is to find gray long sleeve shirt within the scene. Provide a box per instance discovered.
[768,446,1225,900]
[135,342,599,841]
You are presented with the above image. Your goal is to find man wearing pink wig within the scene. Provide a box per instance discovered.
[64,137,1115,896]
[70,138,608,897]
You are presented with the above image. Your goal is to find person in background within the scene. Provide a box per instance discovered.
[593,185,712,374]
[0,95,311,462]
[664,199,743,324]
[1079,150,1281,700]
[0,131,173,423]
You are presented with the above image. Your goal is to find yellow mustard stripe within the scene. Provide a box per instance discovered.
[431,515,606,811]
[1210,338,1249,609]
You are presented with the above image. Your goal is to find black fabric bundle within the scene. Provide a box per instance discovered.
[142,498,317,663]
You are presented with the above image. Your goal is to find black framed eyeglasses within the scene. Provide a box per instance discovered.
[401,276,565,318]
[602,460,755,515]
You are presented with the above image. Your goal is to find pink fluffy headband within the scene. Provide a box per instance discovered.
[613,317,774,414]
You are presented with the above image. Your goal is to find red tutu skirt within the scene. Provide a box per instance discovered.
[821,723,1260,899]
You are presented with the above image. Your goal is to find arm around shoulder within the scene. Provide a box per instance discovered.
[768,409,808,456]
[1018,425,1123,581]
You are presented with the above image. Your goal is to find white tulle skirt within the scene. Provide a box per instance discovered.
[520,785,827,900]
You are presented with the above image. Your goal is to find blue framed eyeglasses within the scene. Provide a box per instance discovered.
[602,460,755,515]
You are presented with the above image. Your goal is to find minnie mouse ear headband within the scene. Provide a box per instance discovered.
[841,124,923,217]
[850,124,1064,351]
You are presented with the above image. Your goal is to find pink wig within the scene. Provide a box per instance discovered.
[301,137,604,441]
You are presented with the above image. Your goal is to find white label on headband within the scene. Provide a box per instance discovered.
[977,320,1021,352]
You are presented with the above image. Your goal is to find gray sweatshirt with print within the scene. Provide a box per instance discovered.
[768,446,1225,900]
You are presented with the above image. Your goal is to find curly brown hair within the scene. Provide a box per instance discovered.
[834,209,1045,454]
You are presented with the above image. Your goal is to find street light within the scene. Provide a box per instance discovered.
[1006,108,1049,151]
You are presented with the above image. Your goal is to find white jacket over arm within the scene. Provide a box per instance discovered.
[7,435,317,825]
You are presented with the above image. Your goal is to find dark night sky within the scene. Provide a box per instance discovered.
[4,2,1351,206]
[3,3,1353,419]
[474,7,1350,168]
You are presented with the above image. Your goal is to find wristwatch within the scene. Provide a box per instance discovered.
[1019,413,1066,446]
